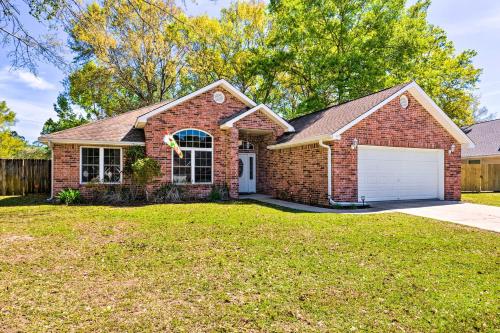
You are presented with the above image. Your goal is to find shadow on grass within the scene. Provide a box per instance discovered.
[0,195,51,207]
[0,194,314,214]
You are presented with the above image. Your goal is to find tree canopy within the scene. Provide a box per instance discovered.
[45,0,482,131]
[0,101,49,158]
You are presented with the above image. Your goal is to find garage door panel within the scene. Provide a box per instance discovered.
[358,146,444,202]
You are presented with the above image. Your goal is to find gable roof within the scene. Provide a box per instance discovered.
[270,82,474,149]
[219,104,295,132]
[462,119,500,158]
[134,79,257,128]
[38,101,170,145]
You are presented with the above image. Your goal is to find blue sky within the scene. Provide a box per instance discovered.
[1,0,499,143]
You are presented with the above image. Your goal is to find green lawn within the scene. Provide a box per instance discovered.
[0,196,498,332]
[462,192,500,207]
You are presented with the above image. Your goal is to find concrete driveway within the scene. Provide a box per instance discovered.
[242,195,500,233]
[373,200,500,233]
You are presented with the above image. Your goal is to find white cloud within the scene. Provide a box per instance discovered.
[0,67,57,91]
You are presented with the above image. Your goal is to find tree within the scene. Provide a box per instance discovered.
[41,93,88,134]
[268,0,481,122]
[69,0,190,114]
[472,99,496,123]
[0,0,66,72]
[0,101,49,158]
[186,1,280,104]
[68,62,136,117]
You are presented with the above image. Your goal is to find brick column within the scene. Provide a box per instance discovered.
[227,128,239,199]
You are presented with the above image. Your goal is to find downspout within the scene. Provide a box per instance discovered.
[318,140,336,205]
[49,140,54,200]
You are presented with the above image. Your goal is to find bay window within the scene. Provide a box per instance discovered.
[172,129,213,184]
[81,147,122,184]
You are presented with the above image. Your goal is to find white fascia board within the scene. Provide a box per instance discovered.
[331,82,414,139]
[330,81,475,148]
[39,137,145,146]
[134,79,257,128]
[220,104,295,132]
[408,84,475,148]
[267,134,336,150]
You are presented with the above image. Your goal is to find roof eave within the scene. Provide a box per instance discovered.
[38,137,145,146]
[219,104,295,132]
[267,134,338,150]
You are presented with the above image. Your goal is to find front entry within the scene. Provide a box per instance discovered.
[238,153,256,193]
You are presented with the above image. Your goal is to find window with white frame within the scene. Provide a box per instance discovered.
[172,129,213,184]
[81,147,122,184]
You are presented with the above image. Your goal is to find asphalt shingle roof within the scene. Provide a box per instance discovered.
[278,82,412,144]
[462,119,500,157]
[39,100,171,143]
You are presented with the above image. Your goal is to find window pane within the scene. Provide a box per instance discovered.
[173,150,192,183]
[174,130,212,148]
[249,156,254,180]
[104,148,121,183]
[81,148,100,183]
[195,151,212,183]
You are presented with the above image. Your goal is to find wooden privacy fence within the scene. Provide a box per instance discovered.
[0,159,51,196]
[462,163,500,192]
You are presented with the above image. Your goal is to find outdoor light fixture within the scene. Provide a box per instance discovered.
[351,138,358,150]
[448,144,456,155]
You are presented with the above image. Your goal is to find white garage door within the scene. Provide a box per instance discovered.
[358,146,444,202]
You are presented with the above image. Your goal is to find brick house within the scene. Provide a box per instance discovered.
[39,80,473,205]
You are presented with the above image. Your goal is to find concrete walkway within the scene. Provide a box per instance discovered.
[240,194,500,232]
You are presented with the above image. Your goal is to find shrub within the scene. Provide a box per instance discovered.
[131,157,161,201]
[56,188,81,205]
[208,184,229,201]
[153,183,184,203]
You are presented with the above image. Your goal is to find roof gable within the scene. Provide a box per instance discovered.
[220,104,294,132]
[134,79,257,128]
[271,82,474,149]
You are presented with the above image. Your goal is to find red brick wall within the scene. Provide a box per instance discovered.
[52,144,133,198]
[235,110,287,194]
[144,87,249,199]
[332,92,461,202]
[265,144,330,206]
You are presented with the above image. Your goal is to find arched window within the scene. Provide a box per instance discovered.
[172,129,213,184]
[238,140,254,151]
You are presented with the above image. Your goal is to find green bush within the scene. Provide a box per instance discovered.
[56,188,82,205]
[208,184,229,201]
[153,183,184,203]
[131,157,161,201]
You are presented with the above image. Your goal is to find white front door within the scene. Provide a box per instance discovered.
[358,145,444,202]
[238,153,256,193]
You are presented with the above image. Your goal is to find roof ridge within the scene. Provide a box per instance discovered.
[41,100,170,138]
[289,81,413,123]
[468,118,500,126]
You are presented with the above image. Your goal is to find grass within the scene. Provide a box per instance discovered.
[0,195,498,332]
[462,192,500,207]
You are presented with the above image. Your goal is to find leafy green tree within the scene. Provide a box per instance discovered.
[0,101,48,158]
[186,1,281,104]
[68,62,137,117]
[41,93,88,134]
[69,0,190,113]
[269,0,481,122]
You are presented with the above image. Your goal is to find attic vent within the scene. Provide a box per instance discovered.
[213,91,225,104]
[400,95,409,109]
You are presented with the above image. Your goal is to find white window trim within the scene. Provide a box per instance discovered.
[171,129,214,185]
[80,146,123,185]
